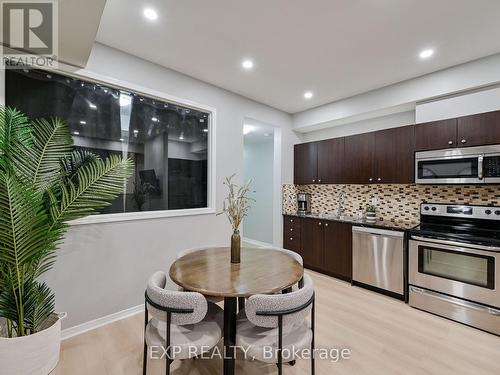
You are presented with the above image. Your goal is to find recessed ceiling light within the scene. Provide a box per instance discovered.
[304,91,313,99]
[143,8,158,21]
[133,129,139,134]
[73,131,80,135]
[242,59,254,70]
[152,117,159,122]
[119,138,124,142]
[89,103,97,109]
[203,128,208,133]
[419,49,434,59]
[179,132,185,140]
[80,120,87,125]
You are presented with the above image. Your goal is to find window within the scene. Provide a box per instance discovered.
[5,69,212,219]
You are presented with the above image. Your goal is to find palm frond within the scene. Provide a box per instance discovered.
[24,281,55,333]
[60,149,99,186]
[0,107,32,173]
[14,118,73,192]
[49,154,134,224]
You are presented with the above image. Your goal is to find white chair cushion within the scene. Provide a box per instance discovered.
[236,310,312,364]
[146,302,224,360]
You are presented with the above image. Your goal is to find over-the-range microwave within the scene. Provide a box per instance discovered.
[415,144,500,184]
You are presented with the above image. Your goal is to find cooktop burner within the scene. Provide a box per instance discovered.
[410,203,500,247]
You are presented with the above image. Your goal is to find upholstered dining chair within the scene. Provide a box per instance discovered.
[176,247,224,303]
[143,271,224,375]
[236,274,315,375]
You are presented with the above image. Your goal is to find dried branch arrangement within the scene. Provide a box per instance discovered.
[217,174,254,232]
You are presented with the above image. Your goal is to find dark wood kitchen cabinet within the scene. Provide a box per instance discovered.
[294,142,317,184]
[283,216,353,281]
[374,125,415,183]
[344,132,375,184]
[317,138,345,183]
[294,138,344,184]
[457,110,500,147]
[344,126,415,184]
[300,218,324,269]
[415,118,458,151]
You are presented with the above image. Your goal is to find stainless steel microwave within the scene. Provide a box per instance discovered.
[415,144,500,184]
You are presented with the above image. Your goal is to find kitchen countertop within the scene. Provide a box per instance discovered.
[284,212,419,231]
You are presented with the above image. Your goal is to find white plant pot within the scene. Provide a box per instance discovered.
[0,313,66,375]
[366,212,377,222]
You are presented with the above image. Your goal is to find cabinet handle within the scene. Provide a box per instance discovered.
[325,223,329,227]
[369,178,373,182]
[289,237,293,241]
[318,179,322,183]
[318,222,322,226]
[461,139,467,144]
[377,177,382,182]
[290,228,293,232]
[448,140,453,145]
[312,179,316,183]
[290,219,293,223]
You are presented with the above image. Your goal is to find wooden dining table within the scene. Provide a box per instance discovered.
[169,246,304,375]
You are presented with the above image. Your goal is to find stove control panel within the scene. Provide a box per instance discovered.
[421,203,500,220]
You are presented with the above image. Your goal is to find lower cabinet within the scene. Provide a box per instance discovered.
[283,216,352,281]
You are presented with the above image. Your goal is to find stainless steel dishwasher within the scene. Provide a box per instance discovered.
[352,226,404,297]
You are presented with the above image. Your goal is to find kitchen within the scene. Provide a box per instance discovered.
[283,109,500,335]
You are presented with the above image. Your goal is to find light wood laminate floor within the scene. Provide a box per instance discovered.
[53,270,500,375]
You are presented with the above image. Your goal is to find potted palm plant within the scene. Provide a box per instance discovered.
[0,107,133,375]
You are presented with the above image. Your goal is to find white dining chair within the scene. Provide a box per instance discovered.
[176,247,225,303]
[236,274,315,375]
[143,271,224,375]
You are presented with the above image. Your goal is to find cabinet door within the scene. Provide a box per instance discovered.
[323,222,352,281]
[294,143,318,184]
[283,216,302,257]
[300,218,324,269]
[457,110,500,147]
[415,119,457,151]
[317,137,345,184]
[374,125,415,183]
[344,132,375,184]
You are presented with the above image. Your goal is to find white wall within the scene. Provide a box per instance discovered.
[0,44,297,329]
[301,111,415,143]
[293,53,500,133]
[243,138,274,243]
[416,85,500,123]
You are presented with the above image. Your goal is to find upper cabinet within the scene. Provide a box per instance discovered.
[374,125,415,184]
[415,110,500,151]
[457,110,500,147]
[317,138,345,184]
[415,119,457,151]
[344,132,375,184]
[294,138,344,184]
[294,142,317,184]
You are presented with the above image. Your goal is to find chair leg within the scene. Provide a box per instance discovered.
[311,296,315,375]
[238,296,245,311]
[278,315,283,375]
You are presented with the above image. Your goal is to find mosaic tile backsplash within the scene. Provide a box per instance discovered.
[283,184,500,224]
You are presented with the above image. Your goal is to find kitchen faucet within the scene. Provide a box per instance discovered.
[337,189,347,217]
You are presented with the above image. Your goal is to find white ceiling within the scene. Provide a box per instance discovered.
[96,0,500,114]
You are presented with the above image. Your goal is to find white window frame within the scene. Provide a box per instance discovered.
[39,68,217,225]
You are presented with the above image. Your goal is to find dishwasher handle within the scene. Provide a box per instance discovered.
[352,226,404,239]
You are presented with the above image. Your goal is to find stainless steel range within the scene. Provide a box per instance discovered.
[409,203,500,335]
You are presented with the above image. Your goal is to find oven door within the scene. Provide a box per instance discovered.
[409,236,500,308]
[415,154,483,184]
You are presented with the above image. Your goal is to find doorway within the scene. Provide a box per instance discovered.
[243,119,277,245]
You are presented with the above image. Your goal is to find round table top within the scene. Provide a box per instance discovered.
[169,247,304,298]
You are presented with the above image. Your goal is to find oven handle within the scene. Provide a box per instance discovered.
[410,286,500,316]
[411,235,500,253]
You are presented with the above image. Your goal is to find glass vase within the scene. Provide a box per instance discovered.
[231,230,241,263]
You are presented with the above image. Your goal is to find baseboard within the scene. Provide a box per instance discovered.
[242,237,275,248]
[61,304,144,340]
